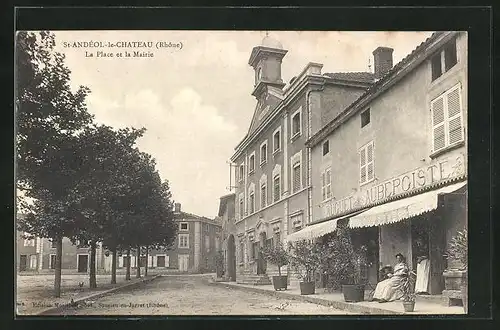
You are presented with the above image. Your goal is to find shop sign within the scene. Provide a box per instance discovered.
[321,153,465,219]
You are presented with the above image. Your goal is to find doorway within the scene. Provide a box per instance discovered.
[178,255,189,272]
[77,254,89,273]
[227,234,236,281]
[19,255,27,272]
[350,226,379,286]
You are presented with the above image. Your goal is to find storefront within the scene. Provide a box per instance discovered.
[348,179,467,295]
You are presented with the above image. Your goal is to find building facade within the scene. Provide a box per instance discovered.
[229,35,382,284]
[17,203,222,274]
[289,32,467,298]
[218,193,236,281]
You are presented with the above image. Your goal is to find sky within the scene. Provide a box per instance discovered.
[51,30,433,218]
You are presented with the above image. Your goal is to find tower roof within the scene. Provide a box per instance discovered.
[260,35,283,50]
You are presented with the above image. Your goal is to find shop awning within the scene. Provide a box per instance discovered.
[286,211,364,242]
[348,181,467,228]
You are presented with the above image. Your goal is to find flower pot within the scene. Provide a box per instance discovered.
[272,276,288,291]
[403,301,415,312]
[342,284,366,302]
[299,281,315,295]
[461,271,468,314]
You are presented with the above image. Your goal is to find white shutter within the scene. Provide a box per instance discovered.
[118,256,123,268]
[152,255,157,268]
[360,147,367,183]
[431,96,446,152]
[447,85,463,145]
[367,143,374,181]
[326,169,332,199]
[321,172,326,201]
[165,256,170,267]
[148,256,153,267]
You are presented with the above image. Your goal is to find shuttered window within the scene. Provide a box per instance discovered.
[239,196,244,219]
[292,161,301,193]
[261,183,267,209]
[322,168,332,201]
[431,84,463,153]
[273,175,281,202]
[360,141,374,184]
[249,192,255,214]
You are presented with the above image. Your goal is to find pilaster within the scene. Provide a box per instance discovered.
[194,222,201,271]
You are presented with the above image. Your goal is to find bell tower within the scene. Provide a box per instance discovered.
[248,33,288,99]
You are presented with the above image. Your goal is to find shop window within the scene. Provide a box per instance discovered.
[431,84,464,154]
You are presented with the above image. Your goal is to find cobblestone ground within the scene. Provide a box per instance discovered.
[54,275,352,315]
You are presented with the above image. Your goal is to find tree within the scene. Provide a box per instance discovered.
[16,31,94,297]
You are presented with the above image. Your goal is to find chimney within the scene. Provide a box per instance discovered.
[174,203,181,213]
[372,46,394,79]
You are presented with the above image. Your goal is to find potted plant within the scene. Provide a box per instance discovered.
[400,270,417,312]
[446,228,468,313]
[288,239,322,295]
[335,228,368,303]
[262,243,290,291]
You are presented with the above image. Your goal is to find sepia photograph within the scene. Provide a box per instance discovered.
[15,29,468,316]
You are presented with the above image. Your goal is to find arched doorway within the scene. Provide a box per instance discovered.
[257,232,267,275]
[227,234,236,281]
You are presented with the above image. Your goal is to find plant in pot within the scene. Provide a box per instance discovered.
[261,242,290,291]
[446,228,468,313]
[288,239,323,295]
[400,270,417,312]
[334,227,368,303]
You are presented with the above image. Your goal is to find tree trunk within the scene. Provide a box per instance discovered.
[125,249,131,280]
[89,241,97,288]
[54,236,63,297]
[136,245,141,278]
[145,246,149,277]
[111,248,117,284]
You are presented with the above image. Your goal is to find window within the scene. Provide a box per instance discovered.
[215,237,220,252]
[273,174,281,202]
[49,254,56,269]
[291,108,302,138]
[252,242,259,260]
[292,160,301,193]
[431,38,458,81]
[239,194,244,219]
[179,222,189,231]
[273,128,281,153]
[238,164,244,182]
[249,153,255,174]
[205,235,210,251]
[361,108,371,128]
[291,213,303,229]
[157,256,166,267]
[431,84,464,153]
[240,242,245,263]
[360,141,375,184]
[23,234,34,247]
[322,168,332,201]
[261,182,267,209]
[249,191,255,214]
[178,234,190,248]
[322,140,330,156]
[260,141,267,165]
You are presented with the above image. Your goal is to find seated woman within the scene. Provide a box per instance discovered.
[371,253,409,303]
